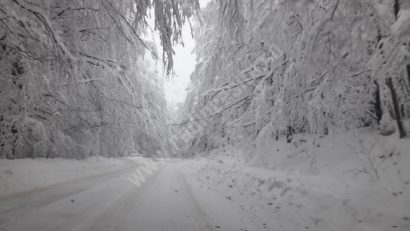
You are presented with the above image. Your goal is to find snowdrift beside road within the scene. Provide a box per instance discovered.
[181,129,410,231]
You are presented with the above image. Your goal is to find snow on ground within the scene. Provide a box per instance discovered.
[0,156,141,197]
[180,129,410,231]
[1,129,409,231]
[0,159,245,231]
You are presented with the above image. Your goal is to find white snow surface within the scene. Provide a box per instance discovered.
[180,130,410,231]
[0,157,139,197]
[0,130,409,231]
[0,158,249,231]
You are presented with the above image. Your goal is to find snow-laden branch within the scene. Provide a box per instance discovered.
[11,0,74,59]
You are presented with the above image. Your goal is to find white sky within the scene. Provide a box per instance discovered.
[163,24,196,107]
[159,0,212,110]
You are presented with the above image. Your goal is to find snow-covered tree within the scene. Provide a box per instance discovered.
[0,0,198,159]
[178,0,410,155]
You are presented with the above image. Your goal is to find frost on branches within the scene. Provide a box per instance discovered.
[0,0,198,159]
[178,0,410,155]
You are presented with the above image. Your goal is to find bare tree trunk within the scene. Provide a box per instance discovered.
[386,77,407,138]
[373,80,383,124]
[286,125,293,143]
[393,0,400,20]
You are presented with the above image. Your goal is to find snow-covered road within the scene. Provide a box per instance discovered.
[1,144,409,231]
[0,160,244,231]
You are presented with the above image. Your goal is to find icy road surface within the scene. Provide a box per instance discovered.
[0,159,247,231]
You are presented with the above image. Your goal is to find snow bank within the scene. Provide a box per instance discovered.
[0,157,136,197]
[180,130,410,231]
